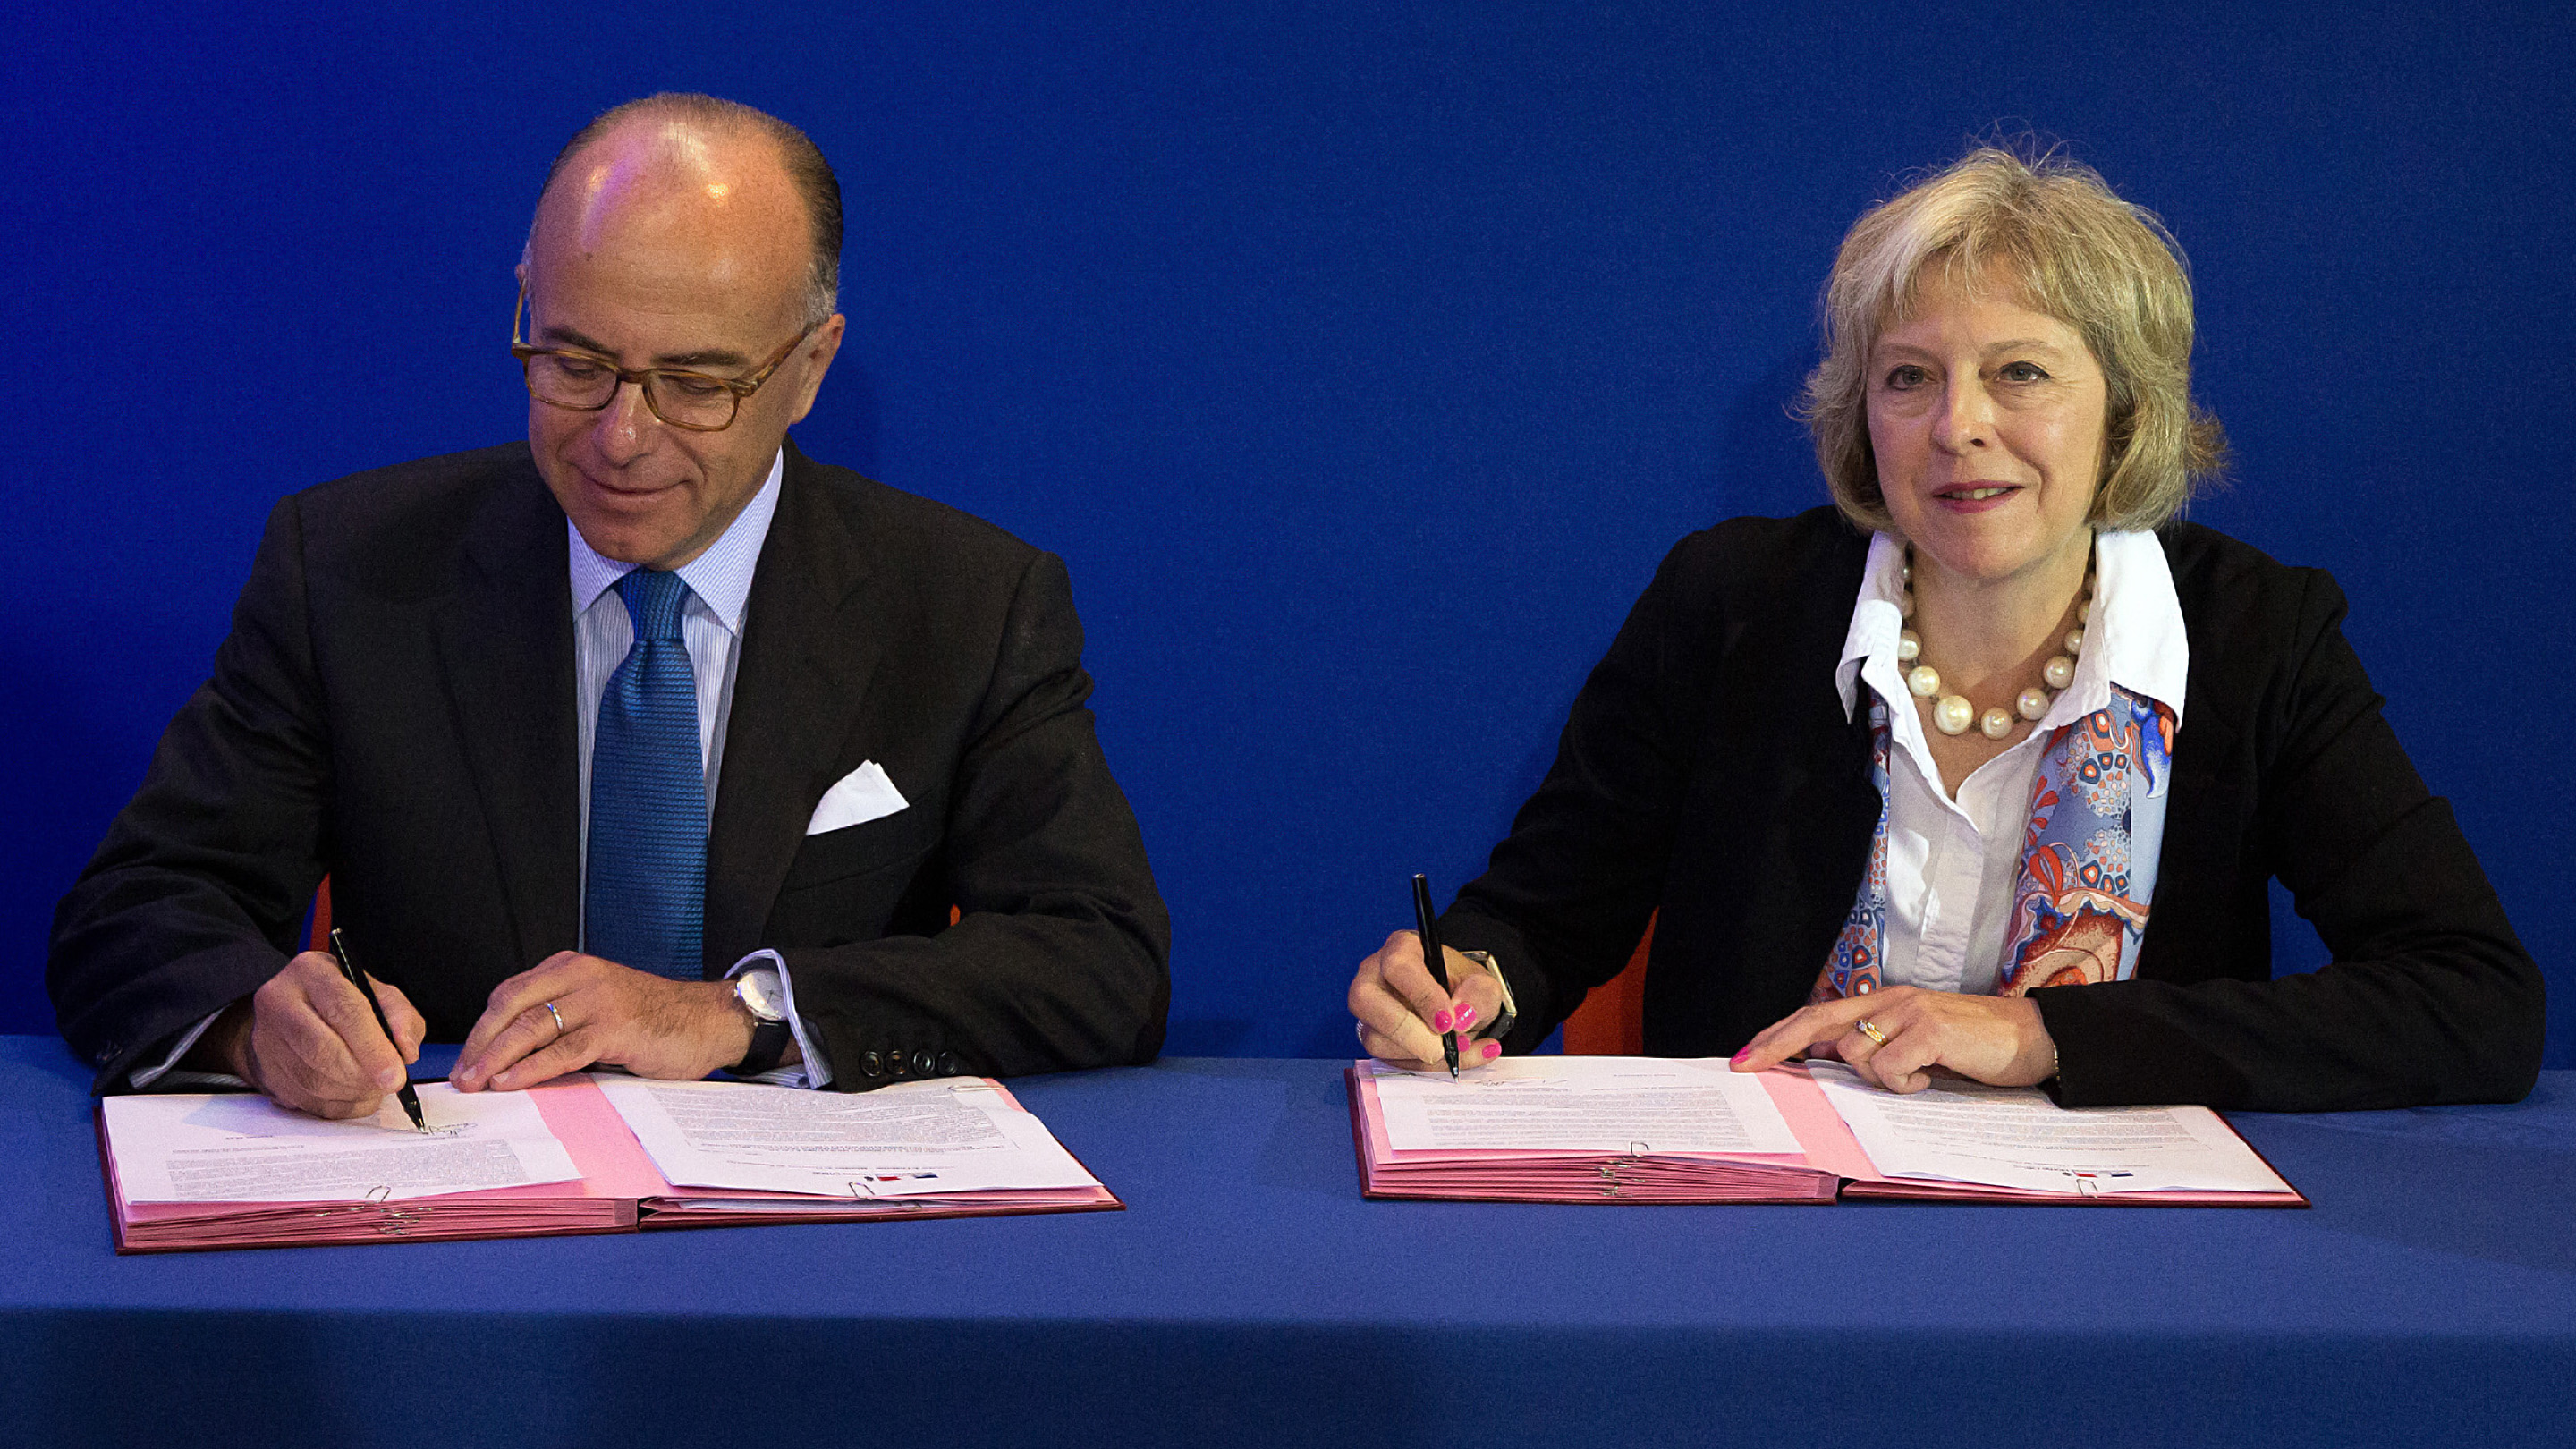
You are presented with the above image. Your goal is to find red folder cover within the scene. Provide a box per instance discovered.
[1347,1062,2306,1208]
[101,1075,1123,1253]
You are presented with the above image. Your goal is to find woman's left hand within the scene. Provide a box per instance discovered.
[1729,986,2057,1093]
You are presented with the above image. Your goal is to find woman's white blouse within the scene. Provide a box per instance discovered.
[1830,530,2190,995]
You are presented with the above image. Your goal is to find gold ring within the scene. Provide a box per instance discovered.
[542,1001,566,1038]
[1853,1018,1890,1047]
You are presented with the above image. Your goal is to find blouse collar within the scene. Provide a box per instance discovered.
[1834,528,2189,733]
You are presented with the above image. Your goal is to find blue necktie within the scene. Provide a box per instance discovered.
[585,568,706,980]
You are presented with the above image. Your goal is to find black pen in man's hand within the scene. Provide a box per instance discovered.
[1411,873,1461,1079]
[328,928,427,1131]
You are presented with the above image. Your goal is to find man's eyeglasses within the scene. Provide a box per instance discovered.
[510,284,822,432]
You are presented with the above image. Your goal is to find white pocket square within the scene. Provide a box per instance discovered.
[806,760,909,835]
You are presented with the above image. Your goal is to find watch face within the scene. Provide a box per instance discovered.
[736,972,784,1021]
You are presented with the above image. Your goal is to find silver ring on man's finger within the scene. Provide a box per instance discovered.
[1853,1018,1890,1047]
[542,1001,566,1038]
[1356,1020,1369,1044]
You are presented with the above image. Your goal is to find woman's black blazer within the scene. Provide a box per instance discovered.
[1442,507,2542,1111]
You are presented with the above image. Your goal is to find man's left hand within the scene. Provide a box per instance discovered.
[452,952,758,1092]
[1729,986,2056,1093]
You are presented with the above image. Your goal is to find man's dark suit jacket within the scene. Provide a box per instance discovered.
[49,440,1171,1093]
[1443,507,2543,1113]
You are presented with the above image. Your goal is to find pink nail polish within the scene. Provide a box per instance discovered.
[1433,1009,1453,1032]
[1482,1041,1501,1061]
[1455,1004,1478,1030]
[1731,1047,1750,1064]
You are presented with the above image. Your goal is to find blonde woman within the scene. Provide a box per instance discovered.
[1348,148,2540,1111]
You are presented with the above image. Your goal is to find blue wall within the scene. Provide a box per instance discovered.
[7,2,2570,1063]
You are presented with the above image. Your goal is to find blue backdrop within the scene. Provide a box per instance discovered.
[6,2,2569,1064]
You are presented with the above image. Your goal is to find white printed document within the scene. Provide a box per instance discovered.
[1367,1055,1805,1156]
[1809,1062,2290,1195]
[101,1084,582,1203]
[594,1075,1104,1198]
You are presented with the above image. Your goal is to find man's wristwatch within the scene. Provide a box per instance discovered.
[1457,950,1517,1040]
[729,968,792,1076]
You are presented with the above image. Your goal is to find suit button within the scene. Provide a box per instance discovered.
[913,1049,936,1076]
[860,1052,883,1078]
[888,1052,908,1076]
[936,1052,956,1074]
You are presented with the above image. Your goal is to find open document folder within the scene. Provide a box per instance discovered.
[97,1073,1120,1252]
[1347,1057,2305,1207]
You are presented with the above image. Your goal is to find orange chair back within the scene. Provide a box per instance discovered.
[1561,911,1651,1055]
[308,876,334,953]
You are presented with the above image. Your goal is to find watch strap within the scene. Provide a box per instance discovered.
[728,972,792,1076]
[732,1018,792,1076]
[1458,949,1517,1040]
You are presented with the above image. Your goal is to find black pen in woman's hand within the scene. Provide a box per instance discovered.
[1411,874,1461,1079]
[328,928,427,1131]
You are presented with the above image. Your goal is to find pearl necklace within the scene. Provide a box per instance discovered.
[1895,548,2094,741]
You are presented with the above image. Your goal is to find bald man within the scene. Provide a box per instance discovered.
[48,95,1170,1114]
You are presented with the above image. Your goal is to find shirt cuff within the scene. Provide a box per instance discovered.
[726,949,832,1088]
[129,1009,247,1091]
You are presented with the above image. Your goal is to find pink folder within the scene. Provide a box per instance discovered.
[1346,1063,2308,1208]
[102,1075,1123,1253]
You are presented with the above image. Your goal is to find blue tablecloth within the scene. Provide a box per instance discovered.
[4,1036,2570,1447]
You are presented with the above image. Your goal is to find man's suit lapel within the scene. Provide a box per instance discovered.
[704,442,895,972]
[432,456,581,966]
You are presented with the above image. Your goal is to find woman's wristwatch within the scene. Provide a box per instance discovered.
[1457,949,1517,1040]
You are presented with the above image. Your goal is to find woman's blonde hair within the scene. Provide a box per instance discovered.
[1799,147,2228,534]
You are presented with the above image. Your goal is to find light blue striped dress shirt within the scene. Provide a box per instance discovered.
[564,449,826,1086]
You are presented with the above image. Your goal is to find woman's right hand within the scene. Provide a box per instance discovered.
[1348,929,1505,1072]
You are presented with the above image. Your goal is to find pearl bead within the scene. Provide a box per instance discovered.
[1892,542,2086,745]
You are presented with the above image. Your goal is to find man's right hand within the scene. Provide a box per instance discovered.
[191,951,425,1119]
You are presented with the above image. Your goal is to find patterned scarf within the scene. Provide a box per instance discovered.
[1811,685,2176,1002]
